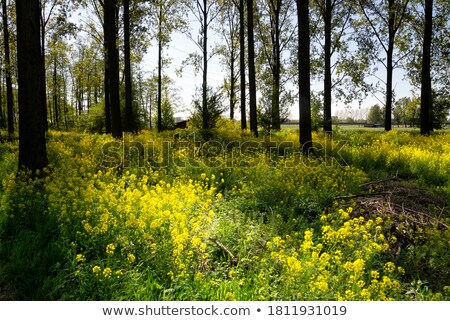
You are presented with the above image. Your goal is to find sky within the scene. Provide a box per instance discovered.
[140,28,417,121]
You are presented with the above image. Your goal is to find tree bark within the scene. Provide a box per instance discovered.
[323,0,332,133]
[104,0,122,138]
[202,0,209,132]
[104,54,111,133]
[385,0,395,131]
[238,0,246,130]
[16,0,48,172]
[247,0,258,137]
[0,68,4,129]
[297,0,312,153]
[2,0,14,136]
[53,54,59,127]
[230,52,236,119]
[157,4,163,132]
[271,0,281,131]
[420,0,433,135]
[123,0,134,132]
[40,4,48,131]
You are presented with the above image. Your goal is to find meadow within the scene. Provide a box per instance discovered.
[0,122,449,300]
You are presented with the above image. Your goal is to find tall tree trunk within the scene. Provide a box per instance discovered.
[0,68,4,129]
[40,7,48,131]
[247,0,258,137]
[297,0,312,153]
[63,73,68,130]
[230,52,236,119]
[53,55,59,127]
[239,0,246,130]
[104,59,111,133]
[105,0,122,138]
[385,43,393,131]
[16,0,48,172]
[202,0,209,132]
[420,0,433,135]
[149,93,153,129]
[123,0,134,132]
[2,0,14,136]
[323,0,332,133]
[157,4,163,132]
[271,2,281,131]
[385,0,395,131]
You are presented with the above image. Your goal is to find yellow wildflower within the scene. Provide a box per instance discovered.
[106,243,115,255]
[128,253,136,264]
[103,267,112,278]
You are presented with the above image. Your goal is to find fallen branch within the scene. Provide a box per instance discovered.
[209,237,238,265]
[334,191,394,200]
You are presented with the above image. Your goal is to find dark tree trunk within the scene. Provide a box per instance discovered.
[247,0,258,137]
[2,0,14,136]
[230,52,236,119]
[297,0,312,153]
[149,94,152,129]
[104,58,111,133]
[157,4,163,132]
[123,0,134,132]
[40,7,48,131]
[104,0,122,138]
[420,0,433,135]
[323,0,332,133]
[63,74,68,130]
[0,68,4,129]
[202,0,209,132]
[53,55,59,127]
[271,1,281,131]
[238,0,246,130]
[16,0,48,172]
[385,44,393,131]
[385,0,395,132]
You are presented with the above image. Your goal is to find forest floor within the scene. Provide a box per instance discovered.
[0,263,14,300]
[0,128,449,300]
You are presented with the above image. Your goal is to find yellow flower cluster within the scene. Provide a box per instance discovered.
[258,207,404,300]
[35,132,222,286]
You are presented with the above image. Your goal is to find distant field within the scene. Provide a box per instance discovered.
[281,123,450,132]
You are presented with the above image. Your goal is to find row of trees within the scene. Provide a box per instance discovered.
[2,0,450,171]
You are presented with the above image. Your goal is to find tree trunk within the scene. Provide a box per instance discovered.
[323,0,332,133]
[0,68,4,129]
[105,0,122,138]
[157,4,163,132]
[202,0,209,132]
[40,9,48,131]
[53,55,59,127]
[385,0,395,131]
[420,0,433,135]
[2,0,14,136]
[63,73,68,130]
[123,0,134,132]
[239,0,246,130]
[230,52,236,119]
[16,0,48,172]
[271,2,281,131]
[297,0,312,153]
[247,0,258,137]
[104,58,111,133]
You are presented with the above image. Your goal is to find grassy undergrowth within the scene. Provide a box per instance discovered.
[0,125,449,300]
